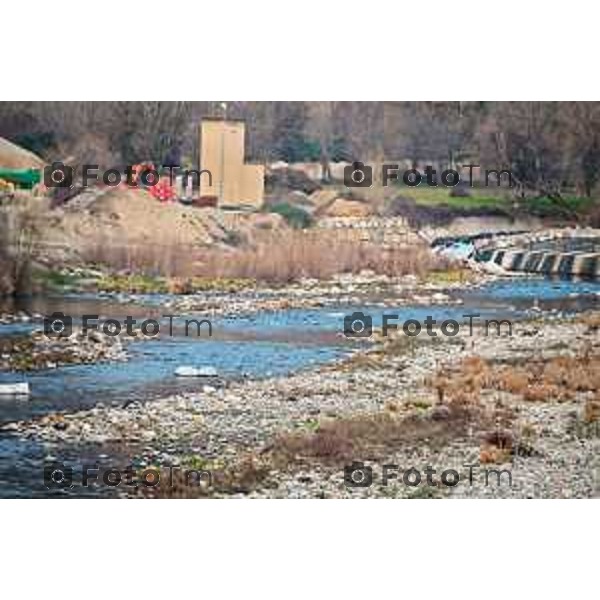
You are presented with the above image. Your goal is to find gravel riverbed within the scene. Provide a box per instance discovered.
[4,311,600,498]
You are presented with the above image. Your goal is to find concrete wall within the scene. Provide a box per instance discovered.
[200,119,264,208]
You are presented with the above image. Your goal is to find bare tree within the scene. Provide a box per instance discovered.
[563,102,600,197]
[306,102,336,181]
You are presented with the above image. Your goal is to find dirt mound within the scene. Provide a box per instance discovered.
[42,188,221,263]
[317,196,373,218]
[0,137,45,169]
[84,187,223,243]
[40,187,291,266]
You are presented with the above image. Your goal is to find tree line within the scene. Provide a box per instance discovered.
[1,101,599,199]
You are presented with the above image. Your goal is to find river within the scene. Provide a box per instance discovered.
[0,275,599,497]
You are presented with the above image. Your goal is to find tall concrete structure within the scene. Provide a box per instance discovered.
[199,118,264,209]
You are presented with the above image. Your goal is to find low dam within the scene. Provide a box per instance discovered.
[475,229,600,278]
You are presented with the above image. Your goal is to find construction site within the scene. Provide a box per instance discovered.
[2,103,600,298]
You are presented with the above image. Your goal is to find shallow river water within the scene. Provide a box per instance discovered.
[0,276,599,497]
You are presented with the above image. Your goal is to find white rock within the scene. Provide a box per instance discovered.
[0,382,30,396]
[175,365,218,378]
[432,292,450,302]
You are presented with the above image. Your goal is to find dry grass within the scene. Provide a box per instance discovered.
[432,353,600,405]
[83,228,444,283]
[79,230,200,278]
[430,356,492,405]
[141,404,481,498]
[78,227,444,284]
[269,405,478,469]
[430,351,600,463]
[583,398,600,424]
[137,455,272,499]
[144,397,522,497]
[0,194,43,295]
[196,230,443,283]
[579,312,600,333]
[480,444,513,464]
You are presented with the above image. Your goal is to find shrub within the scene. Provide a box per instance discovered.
[79,222,443,283]
[449,182,471,197]
[195,230,443,283]
[267,202,313,229]
[0,194,41,295]
[79,230,198,278]
[526,195,594,219]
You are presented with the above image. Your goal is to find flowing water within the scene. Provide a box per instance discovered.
[0,276,599,496]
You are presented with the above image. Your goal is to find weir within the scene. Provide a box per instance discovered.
[471,231,600,279]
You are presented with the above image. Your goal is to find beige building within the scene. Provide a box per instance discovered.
[199,119,264,209]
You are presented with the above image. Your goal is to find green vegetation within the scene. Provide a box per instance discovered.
[300,418,321,432]
[32,268,81,292]
[181,277,254,292]
[96,273,254,294]
[353,181,511,213]
[406,485,443,499]
[267,202,314,229]
[398,185,507,209]
[97,273,170,294]
[395,187,596,218]
[181,455,224,471]
[423,268,474,285]
[352,180,598,221]
[525,195,595,218]
[406,399,433,411]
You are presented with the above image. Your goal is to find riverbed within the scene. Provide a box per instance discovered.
[1,275,599,497]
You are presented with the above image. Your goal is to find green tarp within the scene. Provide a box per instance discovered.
[0,167,42,188]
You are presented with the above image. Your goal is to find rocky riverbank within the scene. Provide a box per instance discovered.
[0,327,127,371]
[154,271,477,317]
[4,310,600,498]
